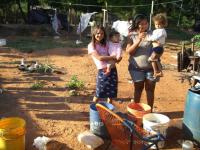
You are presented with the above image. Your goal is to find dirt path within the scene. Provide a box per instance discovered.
[0,43,191,150]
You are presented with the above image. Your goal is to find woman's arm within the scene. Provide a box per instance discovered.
[126,32,146,55]
[91,51,117,61]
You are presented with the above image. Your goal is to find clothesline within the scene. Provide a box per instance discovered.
[47,0,182,8]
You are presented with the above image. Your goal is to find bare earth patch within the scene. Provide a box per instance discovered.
[0,43,191,149]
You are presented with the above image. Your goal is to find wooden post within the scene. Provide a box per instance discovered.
[191,38,195,55]
[181,42,185,70]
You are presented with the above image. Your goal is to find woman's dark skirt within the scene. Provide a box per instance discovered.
[96,67,118,98]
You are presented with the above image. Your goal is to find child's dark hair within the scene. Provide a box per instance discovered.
[109,29,120,39]
[91,25,107,47]
[130,14,148,31]
[153,13,168,27]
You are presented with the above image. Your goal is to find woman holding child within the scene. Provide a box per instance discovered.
[88,25,122,104]
[126,14,158,111]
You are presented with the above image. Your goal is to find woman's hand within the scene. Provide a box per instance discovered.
[138,32,147,40]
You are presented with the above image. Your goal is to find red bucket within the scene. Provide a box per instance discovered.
[127,103,151,126]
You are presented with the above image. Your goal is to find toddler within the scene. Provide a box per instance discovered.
[105,30,122,75]
[147,13,167,78]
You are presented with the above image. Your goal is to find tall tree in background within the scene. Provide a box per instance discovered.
[16,0,27,23]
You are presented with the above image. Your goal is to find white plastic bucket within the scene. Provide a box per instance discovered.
[143,113,170,149]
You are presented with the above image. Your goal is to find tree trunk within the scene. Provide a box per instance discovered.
[27,0,30,23]
[16,0,27,23]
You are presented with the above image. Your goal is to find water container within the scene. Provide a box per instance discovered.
[0,117,26,150]
[143,113,170,149]
[183,89,200,144]
[127,102,151,126]
[90,102,114,138]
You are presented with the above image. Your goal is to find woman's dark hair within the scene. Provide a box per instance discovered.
[109,29,120,39]
[130,14,148,31]
[91,25,107,47]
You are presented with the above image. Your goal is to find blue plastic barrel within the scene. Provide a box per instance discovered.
[183,89,200,143]
[89,102,114,138]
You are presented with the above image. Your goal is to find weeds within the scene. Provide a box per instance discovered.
[66,75,84,90]
[66,75,84,96]
[30,81,45,90]
[36,63,54,73]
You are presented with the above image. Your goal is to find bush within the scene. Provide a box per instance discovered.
[181,16,195,29]
[194,34,200,48]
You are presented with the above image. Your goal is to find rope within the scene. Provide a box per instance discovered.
[47,0,183,8]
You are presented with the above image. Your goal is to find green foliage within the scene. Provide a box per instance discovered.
[36,63,54,73]
[30,81,45,90]
[181,16,195,29]
[66,75,84,90]
[1,0,200,31]
[194,34,200,48]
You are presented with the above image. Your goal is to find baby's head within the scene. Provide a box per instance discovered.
[109,29,120,43]
[153,13,167,29]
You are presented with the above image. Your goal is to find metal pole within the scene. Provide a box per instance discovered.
[149,0,154,30]
[102,9,107,27]
[79,14,82,41]
[105,1,108,26]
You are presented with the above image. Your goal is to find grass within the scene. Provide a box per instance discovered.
[7,36,89,53]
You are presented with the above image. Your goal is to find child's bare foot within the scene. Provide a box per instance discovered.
[93,96,99,103]
[107,98,112,103]
[104,71,110,76]
[104,70,110,76]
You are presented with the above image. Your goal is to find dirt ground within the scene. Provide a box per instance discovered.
[0,36,196,150]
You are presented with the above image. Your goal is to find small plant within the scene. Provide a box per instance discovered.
[30,81,45,90]
[194,34,200,48]
[66,75,84,90]
[36,63,54,73]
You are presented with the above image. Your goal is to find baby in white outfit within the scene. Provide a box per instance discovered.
[105,30,122,75]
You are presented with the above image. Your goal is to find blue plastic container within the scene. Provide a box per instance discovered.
[89,102,114,138]
[183,89,200,143]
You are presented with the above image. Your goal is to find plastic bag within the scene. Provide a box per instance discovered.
[77,131,104,149]
[33,136,51,150]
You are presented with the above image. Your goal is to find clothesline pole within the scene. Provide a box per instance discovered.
[149,0,154,30]
[102,9,107,27]
[79,14,82,41]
